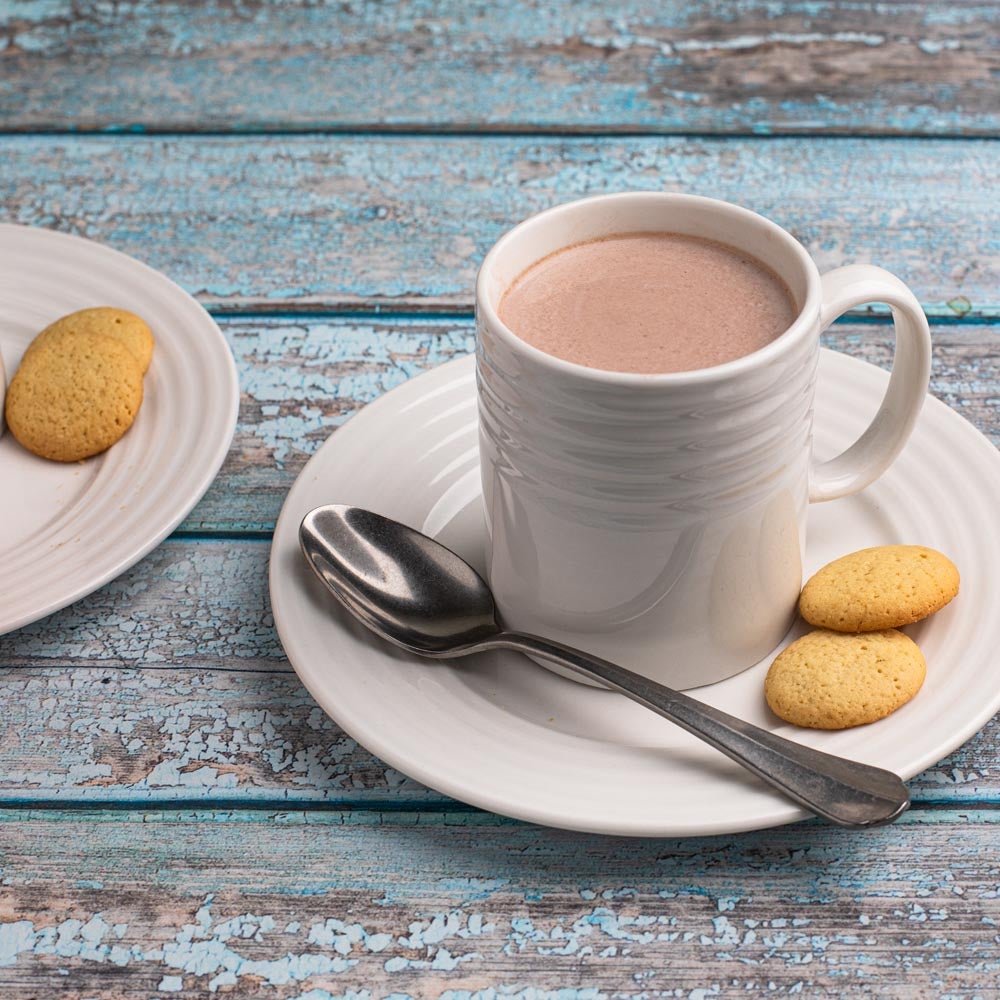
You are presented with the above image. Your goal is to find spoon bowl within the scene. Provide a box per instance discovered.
[300,504,500,654]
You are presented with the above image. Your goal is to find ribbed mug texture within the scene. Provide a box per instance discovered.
[477,319,815,689]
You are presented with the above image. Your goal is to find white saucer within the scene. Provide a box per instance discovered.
[270,351,1000,836]
[0,225,238,635]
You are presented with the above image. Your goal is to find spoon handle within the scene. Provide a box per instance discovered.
[493,631,909,828]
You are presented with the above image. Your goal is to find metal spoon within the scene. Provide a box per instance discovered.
[299,504,910,828]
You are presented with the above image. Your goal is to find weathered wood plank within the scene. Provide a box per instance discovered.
[2,135,996,315]
[2,809,1000,997]
[193,317,474,533]
[1,1,997,136]
[1,535,998,807]
[178,317,1000,534]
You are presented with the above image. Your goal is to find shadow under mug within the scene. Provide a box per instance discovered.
[475,192,931,690]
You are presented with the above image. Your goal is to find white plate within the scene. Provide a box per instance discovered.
[0,225,238,635]
[270,351,1000,836]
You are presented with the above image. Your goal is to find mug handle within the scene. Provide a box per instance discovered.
[809,264,932,503]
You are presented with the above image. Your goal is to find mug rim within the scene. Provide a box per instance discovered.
[476,191,823,386]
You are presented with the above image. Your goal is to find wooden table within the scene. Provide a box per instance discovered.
[2,3,998,996]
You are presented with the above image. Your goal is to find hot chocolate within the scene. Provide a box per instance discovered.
[498,231,797,374]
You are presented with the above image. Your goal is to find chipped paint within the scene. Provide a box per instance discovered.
[1,2,996,134]
[1,137,996,318]
[232,320,474,469]
[4,813,1000,995]
[0,897,495,990]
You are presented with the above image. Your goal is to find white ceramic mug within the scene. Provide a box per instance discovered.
[475,192,931,689]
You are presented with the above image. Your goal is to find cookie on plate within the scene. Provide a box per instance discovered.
[4,332,144,462]
[764,628,926,730]
[26,307,154,374]
[799,545,959,632]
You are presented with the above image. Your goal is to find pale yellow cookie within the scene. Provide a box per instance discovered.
[26,307,154,374]
[799,545,959,632]
[5,332,144,462]
[765,629,926,730]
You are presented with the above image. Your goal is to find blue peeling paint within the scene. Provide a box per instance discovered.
[1,137,995,319]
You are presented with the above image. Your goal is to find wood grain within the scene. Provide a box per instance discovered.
[2,809,1000,998]
[1,2,997,136]
[0,532,997,808]
[178,317,1000,533]
[2,135,996,315]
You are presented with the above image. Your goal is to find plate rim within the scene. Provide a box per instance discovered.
[270,350,1000,836]
[0,223,239,634]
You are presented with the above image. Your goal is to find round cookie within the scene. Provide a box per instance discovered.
[4,332,144,462]
[799,545,959,632]
[26,307,154,374]
[765,629,926,730]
